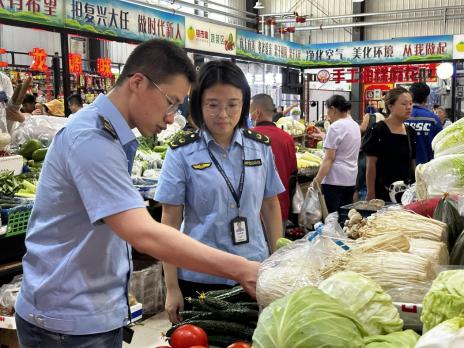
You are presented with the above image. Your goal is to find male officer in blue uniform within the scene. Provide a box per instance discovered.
[14,39,260,348]
[404,82,442,164]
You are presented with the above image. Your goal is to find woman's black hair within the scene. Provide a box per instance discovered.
[325,94,351,113]
[190,60,251,129]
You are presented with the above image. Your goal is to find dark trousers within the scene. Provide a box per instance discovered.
[178,279,234,310]
[321,184,355,214]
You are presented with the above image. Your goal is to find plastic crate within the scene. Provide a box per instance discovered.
[0,155,23,175]
[6,204,33,237]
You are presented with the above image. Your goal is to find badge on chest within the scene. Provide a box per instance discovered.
[231,216,249,245]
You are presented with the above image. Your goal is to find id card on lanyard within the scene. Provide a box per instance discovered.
[204,134,249,245]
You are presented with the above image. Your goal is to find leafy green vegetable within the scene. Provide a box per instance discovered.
[422,154,464,195]
[319,271,403,336]
[421,270,464,332]
[364,330,419,348]
[432,117,464,156]
[137,135,158,153]
[252,287,367,348]
[416,316,464,348]
[0,170,21,196]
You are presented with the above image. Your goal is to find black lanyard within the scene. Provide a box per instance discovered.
[204,134,245,210]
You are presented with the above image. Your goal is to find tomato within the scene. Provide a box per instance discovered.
[155,346,171,348]
[170,324,209,348]
[227,342,252,348]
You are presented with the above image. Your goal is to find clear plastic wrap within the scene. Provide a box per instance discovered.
[291,183,304,214]
[10,115,68,148]
[421,154,464,197]
[256,219,349,307]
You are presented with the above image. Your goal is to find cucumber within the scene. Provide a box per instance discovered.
[213,308,259,321]
[185,297,216,312]
[201,296,232,310]
[179,311,214,321]
[214,286,254,303]
[205,288,231,298]
[235,302,259,310]
[183,320,254,340]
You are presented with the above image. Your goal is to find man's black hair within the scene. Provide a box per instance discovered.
[409,82,430,104]
[22,93,36,105]
[115,39,196,87]
[67,93,83,106]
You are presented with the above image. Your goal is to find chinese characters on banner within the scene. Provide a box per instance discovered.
[97,58,113,78]
[0,0,62,27]
[325,64,437,84]
[69,53,83,75]
[29,48,48,72]
[67,0,184,44]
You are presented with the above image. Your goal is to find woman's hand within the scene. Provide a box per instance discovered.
[165,287,184,324]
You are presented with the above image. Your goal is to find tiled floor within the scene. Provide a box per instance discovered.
[123,311,172,348]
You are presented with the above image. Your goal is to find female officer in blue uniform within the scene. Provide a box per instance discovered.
[155,60,284,323]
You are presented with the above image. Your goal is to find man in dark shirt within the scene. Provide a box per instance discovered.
[250,94,298,227]
[404,82,442,164]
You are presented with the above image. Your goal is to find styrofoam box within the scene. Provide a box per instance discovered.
[0,155,23,175]
[394,302,423,332]
[0,314,16,330]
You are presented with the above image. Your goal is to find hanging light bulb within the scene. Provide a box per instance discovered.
[436,62,454,79]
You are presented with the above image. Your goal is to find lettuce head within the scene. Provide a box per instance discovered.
[319,271,403,335]
[421,270,464,332]
[416,317,464,348]
[252,286,367,348]
[364,330,419,348]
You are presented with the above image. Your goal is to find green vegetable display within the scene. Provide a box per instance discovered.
[416,316,464,348]
[18,139,43,160]
[319,271,403,336]
[422,154,464,195]
[432,117,464,157]
[421,270,464,332]
[364,330,419,348]
[252,287,367,348]
[433,196,464,252]
[0,170,21,196]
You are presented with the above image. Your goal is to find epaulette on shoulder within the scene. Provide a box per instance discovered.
[99,115,118,139]
[243,129,271,145]
[169,132,200,149]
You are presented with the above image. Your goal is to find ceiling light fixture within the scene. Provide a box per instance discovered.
[254,1,264,10]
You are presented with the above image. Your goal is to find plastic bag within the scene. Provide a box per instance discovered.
[298,187,322,228]
[10,115,68,148]
[0,275,22,315]
[256,219,349,307]
[291,183,304,214]
[421,154,464,197]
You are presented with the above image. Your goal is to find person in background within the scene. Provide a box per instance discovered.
[404,82,442,164]
[21,94,36,114]
[250,93,298,230]
[15,39,259,348]
[365,100,377,114]
[364,87,416,202]
[272,101,299,122]
[434,106,452,128]
[67,93,84,114]
[155,60,284,324]
[312,95,361,214]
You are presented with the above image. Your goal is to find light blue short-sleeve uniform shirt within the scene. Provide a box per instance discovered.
[15,94,146,335]
[155,128,284,285]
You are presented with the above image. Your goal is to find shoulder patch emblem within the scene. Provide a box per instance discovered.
[243,129,271,145]
[169,132,200,149]
[99,115,118,139]
[192,162,212,170]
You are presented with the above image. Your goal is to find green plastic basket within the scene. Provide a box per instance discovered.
[6,204,33,237]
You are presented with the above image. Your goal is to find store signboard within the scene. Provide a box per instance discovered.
[185,18,236,55]
[0,0,65,27]
[236,29,306,66]
[64,0,185,46]
[302,35,453,67]
[453,34,464,59]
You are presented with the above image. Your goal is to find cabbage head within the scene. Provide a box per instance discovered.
[364,330,419,348]
[416,317,464,348]
[421,270,464,332]
[319,271,403,335]
[252,286,367,348]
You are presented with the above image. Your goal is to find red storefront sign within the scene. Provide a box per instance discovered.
[327,64,437,84]
[96,58,113,78]
[29,48,48,72]
[69,53,83,76]
[0,48,8,67]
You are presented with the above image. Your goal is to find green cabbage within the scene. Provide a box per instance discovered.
[252,287,367,348]
[319,271,403,335]
[421,270,464,332]
[364,330,420,348]
[416,317,464,348]
[432,117,464,154]
[422,154,464,195]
